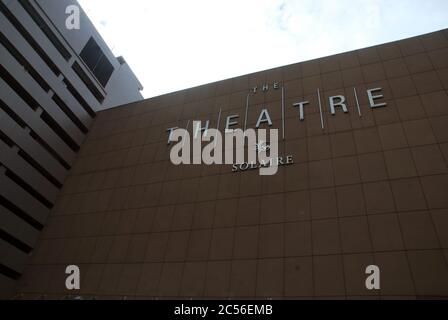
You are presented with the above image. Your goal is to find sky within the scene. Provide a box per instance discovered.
[77,0,448,99]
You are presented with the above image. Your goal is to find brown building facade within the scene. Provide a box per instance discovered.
[12,29,448,299]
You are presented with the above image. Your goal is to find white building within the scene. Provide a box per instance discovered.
[0,0,143,297]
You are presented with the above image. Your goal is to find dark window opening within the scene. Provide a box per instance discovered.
[18,149,63,189]
[0,229,32,254]
[0,264,21,280]
[0,130,14,148]
[0,98,27,129]
[0,33,93,133]
[80,37,114,87]
[0,65,81,153]
[0,194,43,231]
[0,32,51,93]
[0,64,39,110]
[0,103,70,169]
[0,129,63,189]
[0,1,61,76]
[3,165,53,209]
[51,94,88,134]
[72,61,105,103]
[17,0,71,61]
[30,131,71,170]
[63,79,96,118]
[40,111,80,152]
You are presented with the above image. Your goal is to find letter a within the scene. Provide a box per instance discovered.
[365,265,380,290]
[169,129,191,165]
[65,5,80,30]
[65,265,80,290]
[256,109,273,128]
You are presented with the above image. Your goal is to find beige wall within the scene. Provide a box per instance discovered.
[15,28,448,299]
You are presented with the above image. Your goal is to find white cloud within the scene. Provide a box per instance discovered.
[78,0,448,98]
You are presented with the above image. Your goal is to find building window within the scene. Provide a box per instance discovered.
[17,0,72,61]
[79,37,114,87]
